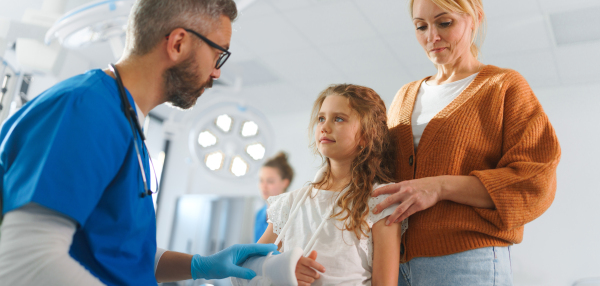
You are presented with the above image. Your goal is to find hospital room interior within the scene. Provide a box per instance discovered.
[0,0,598,285]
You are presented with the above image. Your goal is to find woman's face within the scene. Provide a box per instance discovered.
[259,167,289,201]
[412,0,475,66]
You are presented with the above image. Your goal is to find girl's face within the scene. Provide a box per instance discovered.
[259,166,289,201]
[412,0,475,66]
[315,95,362,162]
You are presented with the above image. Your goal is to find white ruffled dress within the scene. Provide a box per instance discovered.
[267,168,408,286]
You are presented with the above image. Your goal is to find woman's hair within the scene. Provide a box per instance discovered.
[309,84,396,239]
[409,0,486,59]
[263,152,294,192]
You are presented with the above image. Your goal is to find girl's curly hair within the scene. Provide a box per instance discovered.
[309,84,396,239]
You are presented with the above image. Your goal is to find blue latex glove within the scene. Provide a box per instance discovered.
[191,243,278,280]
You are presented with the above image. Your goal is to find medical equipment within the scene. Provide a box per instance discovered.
[108,63,157,198]
[45,0,134,59]
[187,100,274,181]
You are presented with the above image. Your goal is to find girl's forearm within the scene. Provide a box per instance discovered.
[371,219,401,286]
[439,175,495,209]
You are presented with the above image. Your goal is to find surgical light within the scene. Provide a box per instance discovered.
[241,121,259,137]
[197,130,217,148]
[215,114,233,132]
[205,152,224,171]
[230,156,248,177]
[45,0,134,59]
[188,101,273,180]
[61,18,128,49]
[246,143,265,161]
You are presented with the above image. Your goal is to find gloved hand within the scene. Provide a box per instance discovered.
[191,244,278,280]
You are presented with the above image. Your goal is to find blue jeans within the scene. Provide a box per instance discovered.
[397,246,513,286]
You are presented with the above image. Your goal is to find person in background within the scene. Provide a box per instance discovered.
[255,152,294,243]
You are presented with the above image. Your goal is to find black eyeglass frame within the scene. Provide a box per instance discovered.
[165,29,231,70]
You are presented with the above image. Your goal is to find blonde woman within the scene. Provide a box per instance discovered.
[371,0,561,285]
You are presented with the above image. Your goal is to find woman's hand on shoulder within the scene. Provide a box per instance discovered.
[371,177,444,225]
[295,250,325,286]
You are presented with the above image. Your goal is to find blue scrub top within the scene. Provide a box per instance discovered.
[0,69,157,285]
[254,204,268,243]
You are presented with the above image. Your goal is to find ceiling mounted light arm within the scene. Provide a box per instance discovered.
[44,0,134,58]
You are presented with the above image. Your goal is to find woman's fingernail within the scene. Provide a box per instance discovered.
[385,220,390,226]
[373,207,378,213]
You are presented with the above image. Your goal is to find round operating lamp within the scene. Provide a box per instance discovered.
[188,100,273,180]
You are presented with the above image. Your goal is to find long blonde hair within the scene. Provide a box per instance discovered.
[409,0,486,59]
[309,84,396,239]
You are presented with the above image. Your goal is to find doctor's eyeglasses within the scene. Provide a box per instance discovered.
[165,29,231,70]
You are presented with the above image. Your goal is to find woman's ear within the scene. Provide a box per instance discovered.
[282,179,290,190]
[474,9,483,29]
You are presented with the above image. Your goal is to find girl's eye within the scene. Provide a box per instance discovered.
[440,21,452,28]
[335,117,344,122]
[318,117,325,122]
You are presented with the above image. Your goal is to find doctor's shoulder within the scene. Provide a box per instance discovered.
[2,69,133,152]
[7,70,115,127]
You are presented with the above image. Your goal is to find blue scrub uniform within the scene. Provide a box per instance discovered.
[254,204,268,243]
[0,70,157,285]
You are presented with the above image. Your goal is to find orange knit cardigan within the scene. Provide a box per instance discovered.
[387,65,561,263]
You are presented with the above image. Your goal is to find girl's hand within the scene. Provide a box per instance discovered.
[371,177,443,225]
[295,250,325,286]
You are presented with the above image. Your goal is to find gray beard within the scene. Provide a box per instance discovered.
[163,53,212,110]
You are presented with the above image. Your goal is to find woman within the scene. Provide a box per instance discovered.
[254,152,294,243]
[371,0,561,284]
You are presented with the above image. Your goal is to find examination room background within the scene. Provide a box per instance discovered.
[1,0,599,285]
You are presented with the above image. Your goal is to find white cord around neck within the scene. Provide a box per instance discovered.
[274,185,349,257]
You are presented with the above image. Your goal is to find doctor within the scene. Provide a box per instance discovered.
[0,0,276,285]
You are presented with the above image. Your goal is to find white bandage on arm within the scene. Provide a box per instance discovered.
[0,203,105,286]
[231,247,304,286]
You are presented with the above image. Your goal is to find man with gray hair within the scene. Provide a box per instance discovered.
[0,0,276,285]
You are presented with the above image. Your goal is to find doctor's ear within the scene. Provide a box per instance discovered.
[164,28,192,62]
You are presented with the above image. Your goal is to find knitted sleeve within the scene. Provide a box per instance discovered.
[470,70,561,231]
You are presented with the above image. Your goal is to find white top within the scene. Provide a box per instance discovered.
[267,177,405,285]
[0,204,105,286]
[411,73,478,148]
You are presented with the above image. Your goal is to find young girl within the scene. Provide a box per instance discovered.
[257,84,407,286]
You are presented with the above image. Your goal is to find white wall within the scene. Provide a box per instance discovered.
[509,83,600,286]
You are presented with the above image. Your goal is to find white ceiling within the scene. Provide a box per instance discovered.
[221,0,600,114]
[3,0,600,115]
